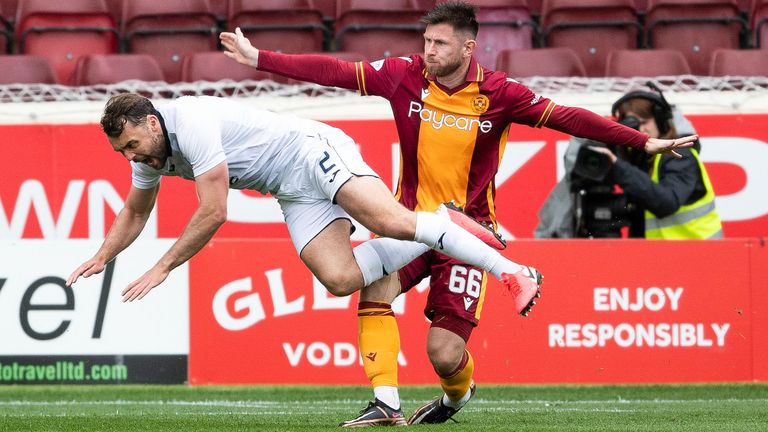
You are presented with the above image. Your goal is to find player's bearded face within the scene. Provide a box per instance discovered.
[423,24,468,78]
[111,118,168,170]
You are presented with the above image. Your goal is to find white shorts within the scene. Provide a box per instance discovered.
[275,133,378,254]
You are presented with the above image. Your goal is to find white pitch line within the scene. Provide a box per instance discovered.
[0,398,766,407]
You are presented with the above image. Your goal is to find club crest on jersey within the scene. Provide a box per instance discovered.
[471,95,490,114]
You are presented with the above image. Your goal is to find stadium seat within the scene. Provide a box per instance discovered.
[15,0,119,84]
[472,0,536,68]
[180,50,282,82]
[752,0,768,48]
[313,0,337,21]
[540,0,641,77]
[605,49,691,77]
[0,54,57,83]
[335,0,428,60]
[0,0,17,25]
[227,0,327,54]
[495,47,586,77]
[122,0,219,83]
[644,0,746,75]
[708,48,768,75]
[73,54,165,85]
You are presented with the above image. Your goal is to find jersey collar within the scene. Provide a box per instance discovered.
[154,109,173,157]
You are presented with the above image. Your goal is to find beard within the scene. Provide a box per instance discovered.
[426,57,462,77]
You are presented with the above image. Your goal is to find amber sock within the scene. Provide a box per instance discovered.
[439,350,474,407]
[358,301,401,409]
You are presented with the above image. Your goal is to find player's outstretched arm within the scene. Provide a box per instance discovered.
[121,162,229,302]
[66,184,159,287]
[645,134,698,159]
[220,27,259,67]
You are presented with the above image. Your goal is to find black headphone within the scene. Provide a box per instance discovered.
[611,82,673,136]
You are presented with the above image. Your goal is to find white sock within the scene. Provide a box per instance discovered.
[442,387,472,409]
[374,386,400,410]
[414,212,521,279]
[353,238,429,286]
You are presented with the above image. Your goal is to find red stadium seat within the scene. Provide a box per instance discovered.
[73,54,164,85]
[752,0,768,48]
[0,54,57,83]
[227,0,327,53]
[15,0,119,84]
[472,0,536,68]
[0,0,17,24]
[644,0,746,75]
[335,0,428,60]
[709,48,768,75]
[541,0,641,77]
[122,0,218,83]
[605,48,691,77]
[495,47,586,77]
[180,50,282,82]
[313,0,337,21]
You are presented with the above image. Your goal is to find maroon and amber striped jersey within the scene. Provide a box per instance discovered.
[258,52,648,224]
[355,55,556,222]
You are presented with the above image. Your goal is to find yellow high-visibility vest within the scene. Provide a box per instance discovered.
[644,149,723,239]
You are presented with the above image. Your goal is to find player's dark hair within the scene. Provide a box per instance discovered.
[421,1,479,38]
[101,93,156,138]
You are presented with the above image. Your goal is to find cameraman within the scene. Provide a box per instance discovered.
[587,89,723,239]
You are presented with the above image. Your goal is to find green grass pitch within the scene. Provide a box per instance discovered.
[1,383,767,431]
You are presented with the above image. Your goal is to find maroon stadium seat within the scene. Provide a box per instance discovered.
[471,0,536,68]
[73,54,165,85]
[227,0,327,54]
[495,47,586,77]
[644,0,746,75]
[752,0,768,48]
[0,0,17,24]
[708,48,768,75]
[180,50,282,82]
[541,0,641,77]
[313,0,337,21]
[122,0,218,83]
[335,0,428,60]
[605,48,691,77]
[15,0,119,84]
[0,54,57,83]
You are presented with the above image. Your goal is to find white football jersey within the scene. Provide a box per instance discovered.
[130,96,351,195]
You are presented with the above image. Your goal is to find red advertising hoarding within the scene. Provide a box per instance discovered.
[189,239,763,385]
[2,115,768,240]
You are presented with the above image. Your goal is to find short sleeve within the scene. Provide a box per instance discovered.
[131,161,161,189]
[175,104,226,178]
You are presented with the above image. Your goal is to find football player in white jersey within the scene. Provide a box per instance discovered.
[66,93,548,311]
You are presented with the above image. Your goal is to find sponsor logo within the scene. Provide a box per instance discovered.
[437,233,446,250]
[408,101,493,133]
[531,94,542,105]
[371,59,385,71]
[421,88,430,100]
[365,352,377,362]
[471,95,490,114]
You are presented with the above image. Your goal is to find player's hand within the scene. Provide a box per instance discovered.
[587,146,618,163]
[644,134,698,159]
[66,257,107,287]
[121,265,170,302]
[220,27,259,67]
